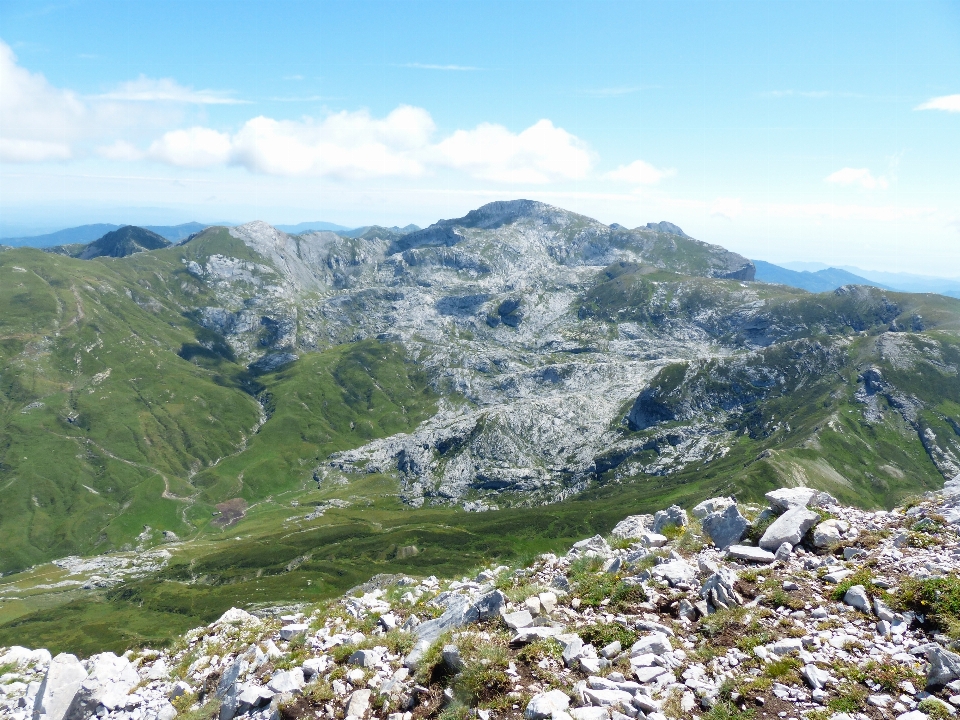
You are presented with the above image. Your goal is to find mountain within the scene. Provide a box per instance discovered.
[339,223,421,238]
[779,261,960,297]
[2,199,959,653]
[274,221,354,233]
[2,222,209,248]
[753,260,891,292]
[48,225,172,259]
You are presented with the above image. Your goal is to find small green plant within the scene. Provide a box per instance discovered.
[517,637,563,664]
[762,656,802,683]
[704,701,756,720]
[830,567,878,602]
[896,574,960,636]
[919,698,953,720]
[827,684,867,713]
[578,621,638,650]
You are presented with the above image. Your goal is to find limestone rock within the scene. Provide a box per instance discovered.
[691,496,734,520]
[652,506,688,534]
[759,507,820,550]
[727,545,776,563]
[32,653,86,720]
[610,515,653,540]
[701,504,749,549]
[525,689,570,719]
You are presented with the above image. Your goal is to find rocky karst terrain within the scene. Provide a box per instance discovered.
[5,478,960,720]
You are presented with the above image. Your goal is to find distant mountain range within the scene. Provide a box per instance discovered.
[273,221,354,233]
[755,260,960,298]
[1,222,208,247]
[753,261,891,293]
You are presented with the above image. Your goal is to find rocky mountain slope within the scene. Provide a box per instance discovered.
[2,200,960,578]
[4,482,960,720]
[48,226,172,259]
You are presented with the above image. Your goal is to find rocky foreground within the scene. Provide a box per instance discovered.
[4,480,960,720]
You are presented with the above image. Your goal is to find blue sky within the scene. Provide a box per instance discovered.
[1,0,958,273]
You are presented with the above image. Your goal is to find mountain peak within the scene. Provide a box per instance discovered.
[76,225,170,259]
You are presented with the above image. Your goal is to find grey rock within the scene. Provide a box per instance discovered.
[610,515,653,540]
[765,487,820,511]
[32,654,86,720]
[843,585,872,614]
[802,664,830,690]
[650,559,696,586]
[652,505,688,534]
[758,507,820,550]
[600,641,621,659]
[525,689,570,719]
[348,649,380,668]
[701,504,749,549]
[630,633,672,656]
[267,668,304,694]
[569,535,613,559]
[279,623,309,640]
[927,646,960,688]
[702,568,742,610]
[727,545,776,563]
[346,688,371,718]
[691,496,734,520]
[503,610,534,630]
[557,634,584,667]
[774,542,793,561]
[442,645,465,672]
[812,523,842,548]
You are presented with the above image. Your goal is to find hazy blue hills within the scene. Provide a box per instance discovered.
[753,260,891,293]
[2,222,208,248]
[779,261,960,298]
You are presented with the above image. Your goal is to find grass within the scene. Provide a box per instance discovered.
[896,574,960,637]
[578,621,638,650]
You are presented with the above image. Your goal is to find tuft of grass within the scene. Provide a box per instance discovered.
[896,574,960,636]
[578,622,638,650]
[704,701,756,720]
[830,567,879,602]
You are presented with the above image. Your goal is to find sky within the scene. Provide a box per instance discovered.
[0,0,958,274]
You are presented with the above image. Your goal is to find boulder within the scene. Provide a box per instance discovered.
[765,487,821,511]
[346,688,371,718]
[70,652,140,717]
[214,607,262,627]
[727,545,776,564]
[691,497,734,520]
[652,506,688,534]
[503,610,534,630]
[812,523,842,548]
[279,623,309,640]
[702,569,742,610]
[442,645,465,672]
[926,645,960,688]
[650,559,696,586]
[843,585,872,614]
[610,515,653,540]
[525,689,571,719]
[568,535,613,559]
[758,507,819,550]
[32,653,87,720]
[268,668,305,694]
[701,504,749,549]
[630,633,672,656]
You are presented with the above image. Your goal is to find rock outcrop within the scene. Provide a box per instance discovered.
[4,484,960,720]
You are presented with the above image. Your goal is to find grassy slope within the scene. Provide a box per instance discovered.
[0,242,438,573]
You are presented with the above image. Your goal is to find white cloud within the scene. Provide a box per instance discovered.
[98,76,247,104]
[149,127,233,168]
[606,159,674,185]
[0,40,84,162]
[432,119,593,183]
[825,167,888,190]
[134,110,592,183]
[710,197,743,219]
[915,94,960,113]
